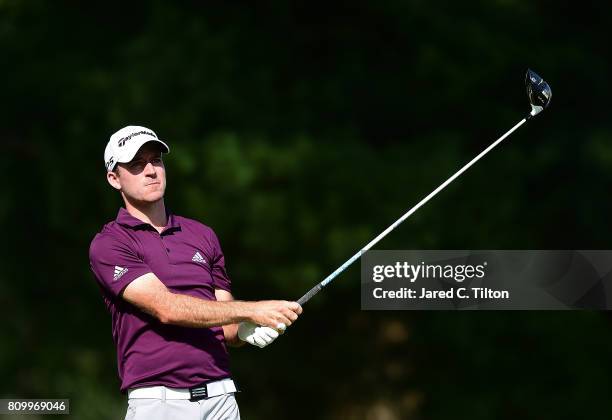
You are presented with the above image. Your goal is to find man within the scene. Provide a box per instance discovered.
[89,125,302,420]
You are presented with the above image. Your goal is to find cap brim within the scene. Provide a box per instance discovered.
[115,137,170,165]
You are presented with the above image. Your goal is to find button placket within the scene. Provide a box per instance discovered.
[154,230,171,259]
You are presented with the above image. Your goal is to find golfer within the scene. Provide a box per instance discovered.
[89,125,302,420]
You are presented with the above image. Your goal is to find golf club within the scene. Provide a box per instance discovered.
[297,68,552,306]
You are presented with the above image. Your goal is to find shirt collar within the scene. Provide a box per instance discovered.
[116,207,181,232]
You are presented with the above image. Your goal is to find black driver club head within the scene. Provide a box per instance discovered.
[525,69,552,118]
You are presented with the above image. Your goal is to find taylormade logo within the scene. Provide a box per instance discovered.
[372,261,487,283]
[118,130,156,147]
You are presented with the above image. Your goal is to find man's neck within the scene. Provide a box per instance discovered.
[124,199,167,232]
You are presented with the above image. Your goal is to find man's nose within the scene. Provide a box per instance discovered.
[143,161,157,176]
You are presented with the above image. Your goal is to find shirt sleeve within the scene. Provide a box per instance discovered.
[207,228,232,292]
[89,234,153,299]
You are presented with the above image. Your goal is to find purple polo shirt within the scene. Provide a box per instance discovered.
[89,208,233,392]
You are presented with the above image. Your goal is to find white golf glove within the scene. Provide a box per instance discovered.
[238,322,285,348]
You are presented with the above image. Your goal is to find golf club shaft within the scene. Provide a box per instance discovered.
[297,117,528,306]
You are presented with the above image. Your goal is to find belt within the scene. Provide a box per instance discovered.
[128,378,237,402]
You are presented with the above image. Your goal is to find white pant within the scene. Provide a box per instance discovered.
[124,394,240,420]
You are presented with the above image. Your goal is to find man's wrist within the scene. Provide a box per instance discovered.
[227,300,254,324]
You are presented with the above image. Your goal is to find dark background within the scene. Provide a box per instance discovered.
[2,1,612,419]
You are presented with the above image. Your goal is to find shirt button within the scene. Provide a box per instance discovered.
[166,248,170,252]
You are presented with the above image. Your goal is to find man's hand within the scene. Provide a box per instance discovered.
[238,322,282,348]
[238,301,302,348]
[247,300,302,329]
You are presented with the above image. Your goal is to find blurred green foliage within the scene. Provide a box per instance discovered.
[2,1,612,419]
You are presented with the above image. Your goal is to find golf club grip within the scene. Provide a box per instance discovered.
[297,283,323,306]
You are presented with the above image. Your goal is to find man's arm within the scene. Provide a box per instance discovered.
[122,272,301,329]
[215,289,245,347]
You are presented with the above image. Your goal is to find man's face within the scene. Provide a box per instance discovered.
[107,142,166,204]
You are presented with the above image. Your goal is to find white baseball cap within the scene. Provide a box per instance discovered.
[104,125,170,171]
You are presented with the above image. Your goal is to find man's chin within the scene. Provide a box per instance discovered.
[143,187,165,201]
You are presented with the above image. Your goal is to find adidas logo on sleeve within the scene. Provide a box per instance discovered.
[113,266,129,281]
[192,252,206,264]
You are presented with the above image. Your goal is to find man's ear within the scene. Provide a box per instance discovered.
[107,170,122,191]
